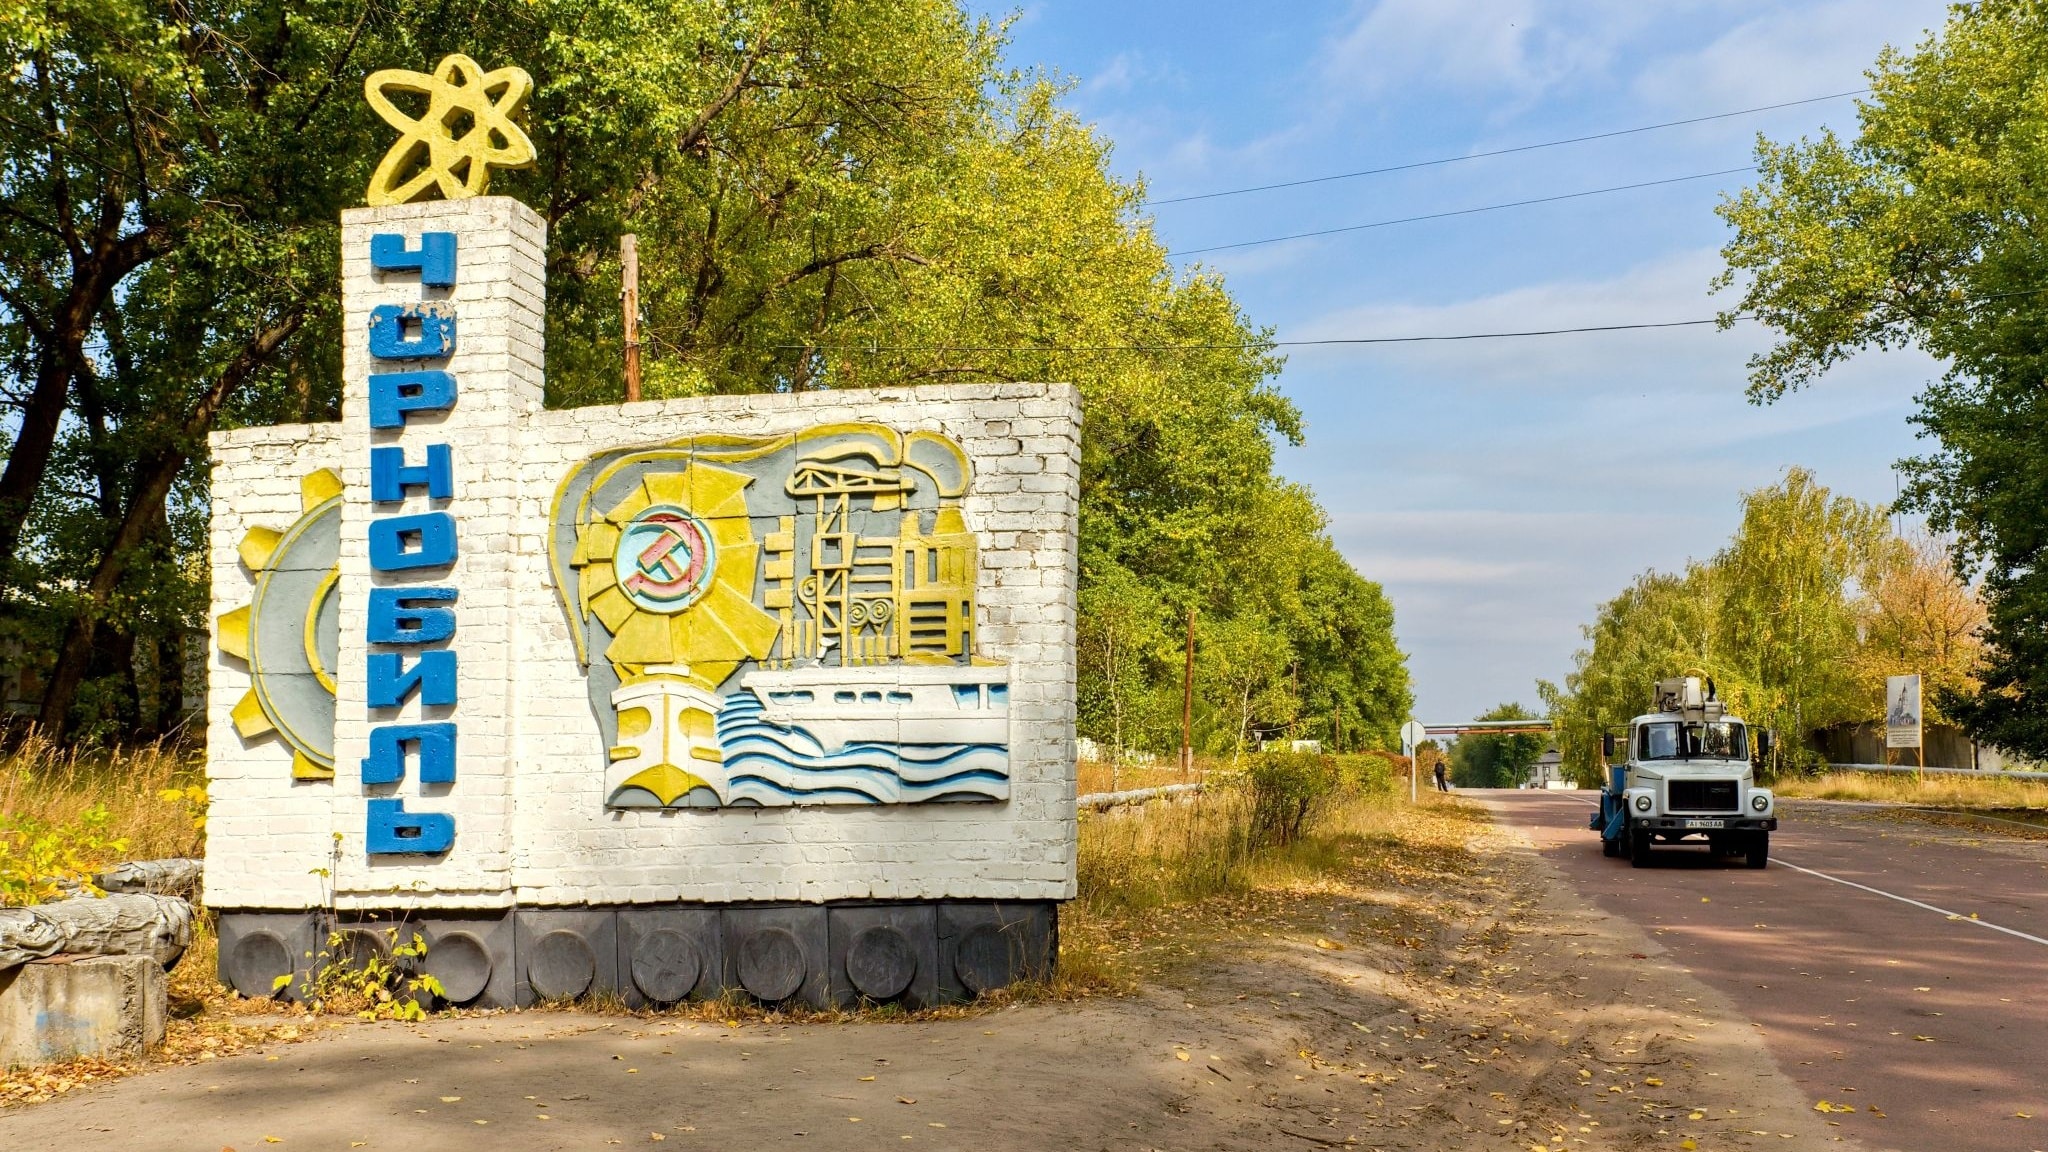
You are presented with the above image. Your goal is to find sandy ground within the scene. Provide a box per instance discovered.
[0,805,1855,1151]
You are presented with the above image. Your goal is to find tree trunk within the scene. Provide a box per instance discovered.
[0,222,170,578]
[37,311,304,739]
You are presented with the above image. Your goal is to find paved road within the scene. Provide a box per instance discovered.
[1479,789,2048,1152]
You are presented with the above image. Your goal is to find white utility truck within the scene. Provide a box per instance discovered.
[1590,676,1778,868]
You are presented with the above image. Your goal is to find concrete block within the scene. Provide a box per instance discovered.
[617,907,722,1008]
[417,912,516,1009]
[936,901,1055,1002]
[0,955,166,1066]
[828,904,937,1009]
[723,905,828,1009]
[216,911,321,1000]
[514,908,618,1005]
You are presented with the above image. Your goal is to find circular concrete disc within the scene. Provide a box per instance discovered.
[846,925,917,1001]
[631,929,701,1004]
[736,927,805,1003]
[425,931,493,1005]
[228,930,293,998]
[954,923,1012,996]
[529,930,596,1000]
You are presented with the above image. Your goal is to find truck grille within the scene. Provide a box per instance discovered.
[1668,780,1739,813]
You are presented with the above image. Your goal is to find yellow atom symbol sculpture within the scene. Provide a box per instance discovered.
[364,54,536,207]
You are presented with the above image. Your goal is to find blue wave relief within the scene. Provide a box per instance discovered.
[714,690,1009,805]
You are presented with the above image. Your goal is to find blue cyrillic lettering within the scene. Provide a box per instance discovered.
[366,650,457,709]
[366,587,458,644]
[367,371,455,429]
[369,232,457,288]
[365,798,454,855]
[369,443,454,503]
[361,722,457,785]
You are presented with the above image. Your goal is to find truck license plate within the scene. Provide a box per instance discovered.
[1683,819,1725,829]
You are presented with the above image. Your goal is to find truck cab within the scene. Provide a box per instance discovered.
[1591,676,1777,867]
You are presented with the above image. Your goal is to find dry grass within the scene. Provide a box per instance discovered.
[1064,778,1468,989]
[1075,757,1206,796]
[0,732,206,866]
[1772,769,2048,813]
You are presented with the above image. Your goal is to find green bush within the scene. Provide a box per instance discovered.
[1241,751,1341,847]
[1331,753,1396,795]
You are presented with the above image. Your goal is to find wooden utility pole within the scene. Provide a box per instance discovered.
[1180,607,1197,778]
[621,234,642,402]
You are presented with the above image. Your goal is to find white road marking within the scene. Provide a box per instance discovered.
[1548,792,2048,949]
[1765,858,2048,948]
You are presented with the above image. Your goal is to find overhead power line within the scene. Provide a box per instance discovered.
[1175,166,1758,256]
[1147,89,1866,207]
[778,316,1744,355]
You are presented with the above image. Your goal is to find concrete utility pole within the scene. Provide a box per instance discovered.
[621,234,642,402]
[1180,607,1197,777]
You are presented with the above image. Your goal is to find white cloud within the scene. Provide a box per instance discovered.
[1632,0,1951,110]
[1318,0,1654,105]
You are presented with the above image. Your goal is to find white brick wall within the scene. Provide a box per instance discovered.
[203,423,343,910]
[204,197,1079,912]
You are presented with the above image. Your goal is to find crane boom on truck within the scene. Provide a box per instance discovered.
[1590,676,1778,867]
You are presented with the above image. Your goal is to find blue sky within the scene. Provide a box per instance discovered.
[968,0,1957,726]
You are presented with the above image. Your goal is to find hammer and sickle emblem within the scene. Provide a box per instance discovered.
[364,54,537,207]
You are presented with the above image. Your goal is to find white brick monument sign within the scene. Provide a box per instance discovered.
[203,57,1078,1009]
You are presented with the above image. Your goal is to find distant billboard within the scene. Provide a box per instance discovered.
[1886,674,1923,750]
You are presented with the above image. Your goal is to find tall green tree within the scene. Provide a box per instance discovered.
[1448,703,1546,789]
[1716,0,2048,756]
[1546,469,1907,779]
[0,0,1410,745]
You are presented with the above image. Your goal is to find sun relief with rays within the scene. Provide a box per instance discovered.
[216,468,344,780]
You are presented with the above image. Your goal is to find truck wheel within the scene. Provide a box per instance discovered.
[1630,828,1652,867]
[1602,835,1620,858]
[1745,832,1770,869]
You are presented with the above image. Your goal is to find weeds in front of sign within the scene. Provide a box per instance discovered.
[0,732,204,901]
[0,805,127,905]
[281,927,445,1022]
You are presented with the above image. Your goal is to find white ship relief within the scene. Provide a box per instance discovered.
[740,664,1010,753]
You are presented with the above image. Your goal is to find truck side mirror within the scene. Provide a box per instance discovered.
[1757,731,1774,758]
[1600,734,1617,759]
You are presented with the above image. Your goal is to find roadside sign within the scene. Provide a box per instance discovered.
[1886,674,1922,749]
[1400,720,1426,751]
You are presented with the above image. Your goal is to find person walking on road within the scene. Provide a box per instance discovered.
[1433,759,1449,792]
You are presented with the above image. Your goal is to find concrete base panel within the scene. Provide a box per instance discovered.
[215,912,321,1001]
[214,900,1056,1011]
[617,908,721,1009]
[829,904,938,1009]
[515,910,620,1006]
[417,913,516,1009]
[723,905,829,1009]
[0,955,166,1067]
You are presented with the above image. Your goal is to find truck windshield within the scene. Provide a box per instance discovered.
[1638,722,1747,760]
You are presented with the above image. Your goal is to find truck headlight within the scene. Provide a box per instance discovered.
[1750,794,1769,813]
[1634,794,1652,812]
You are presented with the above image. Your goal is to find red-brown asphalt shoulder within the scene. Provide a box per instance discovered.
[1475,788,2048,1152]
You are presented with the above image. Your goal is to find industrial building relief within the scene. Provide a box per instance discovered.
[548,424,1010,808]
